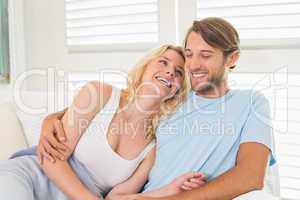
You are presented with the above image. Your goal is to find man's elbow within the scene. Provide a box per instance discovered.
[253,177,264,190]
[247,174,264,191]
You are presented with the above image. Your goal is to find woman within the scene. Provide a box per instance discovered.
[0,45,205,200]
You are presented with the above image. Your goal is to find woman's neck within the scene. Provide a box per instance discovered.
[120,92,161,123]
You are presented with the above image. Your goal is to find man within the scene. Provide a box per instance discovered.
[38,18,276,199]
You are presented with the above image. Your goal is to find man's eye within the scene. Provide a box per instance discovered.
[185,53,192,58]
[202,54,211,58]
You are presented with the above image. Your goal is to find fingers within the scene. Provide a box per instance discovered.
[189,178,206,185]
[179,172,206,182]
[45,129,68,152]
[43,138,66,161]
[193,172,206,179]
[183,180,201,188]
[181,185,193,191]
[54,119,67,143]
[179,172,199,181]
[181,179,206,191]
[180,172,207,191]
[38,142,55,164]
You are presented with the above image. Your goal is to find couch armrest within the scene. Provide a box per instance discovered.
[0,102,28,160]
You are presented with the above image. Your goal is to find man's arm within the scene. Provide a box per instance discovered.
[139,142,270,200]
[37,107,69,164]
[49,107,68,120]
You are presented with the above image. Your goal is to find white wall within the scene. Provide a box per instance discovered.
[22,0,300,91]
[23,0,147,91]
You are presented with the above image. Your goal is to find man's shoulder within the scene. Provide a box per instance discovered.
[230,89,268,103]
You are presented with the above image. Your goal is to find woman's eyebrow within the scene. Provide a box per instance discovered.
[161,56,171,61]
[176,66,184,71]
[160,56,183,69]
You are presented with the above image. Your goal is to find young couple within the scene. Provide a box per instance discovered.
[0,17,276,200]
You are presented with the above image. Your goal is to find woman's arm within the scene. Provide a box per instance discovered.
[105,145,205,200]
[41,81,112,200]
[105,147,156,200]
[41,158,99,200]
[106,144,206,200]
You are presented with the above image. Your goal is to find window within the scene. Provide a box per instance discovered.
[0,0,9,80]
[197,0,300,47]
[65,0,159,51]
[229,72,300,200]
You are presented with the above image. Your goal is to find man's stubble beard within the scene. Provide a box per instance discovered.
[192,66,227,95]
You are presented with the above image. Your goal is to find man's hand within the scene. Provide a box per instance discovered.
[37,112,69,164]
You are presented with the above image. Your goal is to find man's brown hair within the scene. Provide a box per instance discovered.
[184,17,240,69]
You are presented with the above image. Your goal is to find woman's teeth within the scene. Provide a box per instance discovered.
[155,76,172,88]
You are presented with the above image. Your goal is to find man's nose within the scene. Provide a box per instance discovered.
[189,57,202,71]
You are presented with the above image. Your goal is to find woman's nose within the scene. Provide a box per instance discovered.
[166,69,175,77]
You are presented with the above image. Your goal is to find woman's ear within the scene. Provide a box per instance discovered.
[226,51,240,69]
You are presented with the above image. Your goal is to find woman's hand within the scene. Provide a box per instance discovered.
[37,112,69,164]
[165,172,207,195]
[105,193,141,200]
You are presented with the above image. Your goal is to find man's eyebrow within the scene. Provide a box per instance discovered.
[184,49,214,53]
[200,50,214,53]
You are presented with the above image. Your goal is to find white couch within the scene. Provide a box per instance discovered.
[0,90,73,160]
[0,91,281,199]
[0,101,28,160]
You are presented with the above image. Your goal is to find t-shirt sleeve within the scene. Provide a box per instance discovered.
[240,91,276,166]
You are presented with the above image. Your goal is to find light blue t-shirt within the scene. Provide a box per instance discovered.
[143,89,276,192]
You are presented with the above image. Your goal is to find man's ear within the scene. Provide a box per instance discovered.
[226,51,240,69]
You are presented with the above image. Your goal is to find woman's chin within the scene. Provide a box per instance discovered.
[160,90,176,101]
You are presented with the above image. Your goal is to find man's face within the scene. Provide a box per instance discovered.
[184,31,227,94]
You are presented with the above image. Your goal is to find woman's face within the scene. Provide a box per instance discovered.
[139,49,185,100]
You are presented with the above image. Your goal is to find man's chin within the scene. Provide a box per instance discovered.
[192,82,216,94]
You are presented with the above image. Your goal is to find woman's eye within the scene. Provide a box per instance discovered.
[159,60,168,65]
[175,69,183,77]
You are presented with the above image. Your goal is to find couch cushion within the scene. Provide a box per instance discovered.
[14,91,73,147]
[0,102,28,160]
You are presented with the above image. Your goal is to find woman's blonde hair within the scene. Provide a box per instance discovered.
[123,44,190,140]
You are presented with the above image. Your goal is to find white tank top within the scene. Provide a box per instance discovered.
[74,86,155,195]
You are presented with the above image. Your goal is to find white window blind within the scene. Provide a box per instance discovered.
[197,0,300,46]
[65,0,159,49]
[229,72,300,200]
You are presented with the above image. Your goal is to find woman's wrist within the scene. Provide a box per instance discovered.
[77,190,100,200]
